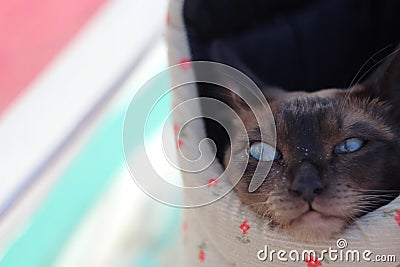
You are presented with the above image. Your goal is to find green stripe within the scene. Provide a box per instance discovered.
[0,72,170,267]
[130,207,181,267]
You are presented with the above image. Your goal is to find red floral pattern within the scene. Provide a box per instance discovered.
[395,210,400,226]
[174,122,183,148]
[240,220,250,234]
[237,220,251,243]
[179,58,192,70]
[177,139,183,148]
[182,221,188,232]
[199,250,205,262]
[305,255,322,267]
[207,178,219,187]
[198,242,206,262]
[173,122,180,135]
[166,13,170,25]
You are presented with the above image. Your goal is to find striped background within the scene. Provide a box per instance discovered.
[0,0,181,266]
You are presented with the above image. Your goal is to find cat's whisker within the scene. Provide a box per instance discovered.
[257,202,269,218]
[348,205,375,213]
[347,44,393,89]
[260,204,268,219]
[356,195,399,199]
[359,198,397,202]
[356,200,389,206]
[357,197,398,203]
[353,188,400,192]
[353,203,383,208]
[352,46,400,88]
[339,45,397,115]
[246,192,281,196]
[353,203,388,211]
[245,193,272,196]
[245,201,268,207]
[357,193,398,197]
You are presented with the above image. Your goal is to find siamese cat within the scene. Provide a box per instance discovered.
[223,50,400,241]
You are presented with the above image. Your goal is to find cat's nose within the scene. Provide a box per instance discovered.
[289,162,324,203]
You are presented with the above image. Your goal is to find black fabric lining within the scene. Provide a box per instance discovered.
[182,0,400,164]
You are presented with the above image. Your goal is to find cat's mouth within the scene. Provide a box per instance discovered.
[285,206,346,241]
[291,203,344,225]
[293,210,337,226]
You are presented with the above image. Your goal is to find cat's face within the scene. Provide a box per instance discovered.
[224,53,400,241]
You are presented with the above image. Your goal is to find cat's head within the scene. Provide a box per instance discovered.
[224,51,400,241]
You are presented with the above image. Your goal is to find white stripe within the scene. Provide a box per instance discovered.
[0,0,168,212]
[0,39,169,254]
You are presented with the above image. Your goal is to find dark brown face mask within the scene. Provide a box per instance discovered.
[224,50,400,241]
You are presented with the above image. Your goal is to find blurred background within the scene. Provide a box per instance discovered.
[0,0,182,266]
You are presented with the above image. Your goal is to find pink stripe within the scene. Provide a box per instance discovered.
[0,0,108,117]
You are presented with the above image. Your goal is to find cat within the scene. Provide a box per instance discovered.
[222,49,400,241]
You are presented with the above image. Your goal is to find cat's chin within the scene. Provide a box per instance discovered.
[284,211,346,242]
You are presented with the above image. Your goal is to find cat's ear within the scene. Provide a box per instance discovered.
[225,82,284,113]
[225,81,252,111]
[352,48,400,105]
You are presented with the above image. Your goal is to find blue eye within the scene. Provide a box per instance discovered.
[334,138,364,154]
[249,142,281,161]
